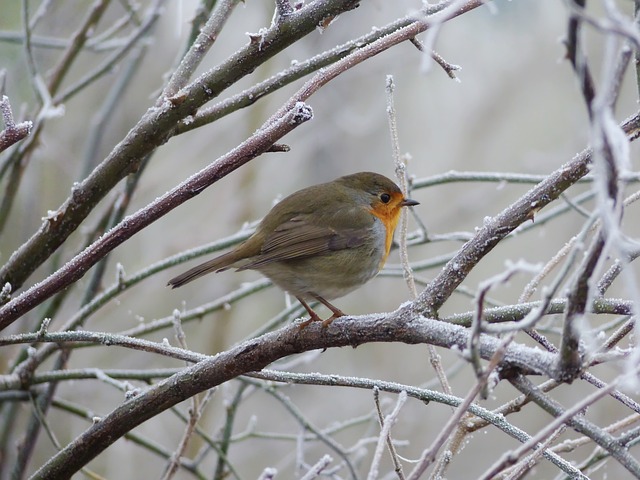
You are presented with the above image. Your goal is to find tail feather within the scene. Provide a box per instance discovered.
[168,251,238,288]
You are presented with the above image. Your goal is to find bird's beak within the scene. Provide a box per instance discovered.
[401,198,419,207]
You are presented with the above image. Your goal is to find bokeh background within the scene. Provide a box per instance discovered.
[1,0,639,478]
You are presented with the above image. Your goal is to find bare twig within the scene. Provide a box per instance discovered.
[300,455,333,480]
[386,75,453,403]
[565,0,596,118]
[409,36,461,79]
[246,370,584,478]
[0,0,362,295]
[46,0,111,95]
[162,0,241,98]
[408,335,520,479]
[212,383,248,479]
[369,388,406,480]
[266,387,358,479]
[557,234,604,380]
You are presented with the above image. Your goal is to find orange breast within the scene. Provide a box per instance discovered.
[367,193,405,268]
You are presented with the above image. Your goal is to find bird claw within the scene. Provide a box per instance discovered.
[297,311,344,330]
[321,313,342,328]
[296,295,345,330]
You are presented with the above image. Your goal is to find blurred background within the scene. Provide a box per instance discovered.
[1,0,639,478]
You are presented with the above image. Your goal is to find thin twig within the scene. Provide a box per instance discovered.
[163,0,241,99]
[369,388,406,480]
[409,36,460,79]
[408,335,520,479]
[247,370,582,477]
[507,375,640,478]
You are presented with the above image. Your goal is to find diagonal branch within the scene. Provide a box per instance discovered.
[557,234,604,381]
[0,0,488,325]
[162,0,242,99]
[510,374,640,477]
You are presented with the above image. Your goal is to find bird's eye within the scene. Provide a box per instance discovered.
[380,193,391,204]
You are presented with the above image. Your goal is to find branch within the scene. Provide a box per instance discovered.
[162,0,242,98]
[248,370,585,478]
[30,311,558,478]
[176,0,477,135]
[510,375,640,477]
[45,0,110,95]
[410,112,640,318]
[565,0,596,118]
[557,235,604,381]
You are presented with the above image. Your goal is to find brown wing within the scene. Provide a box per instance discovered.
[238,215,368,270]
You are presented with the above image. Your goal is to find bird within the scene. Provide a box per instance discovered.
[168,171,419,327]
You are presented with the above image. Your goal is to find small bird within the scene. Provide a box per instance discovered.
[168,172,419,327]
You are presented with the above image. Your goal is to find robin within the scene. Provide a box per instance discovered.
[168,171,419,327]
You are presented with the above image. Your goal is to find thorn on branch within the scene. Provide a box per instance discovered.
[0,95,33,153]
[247,28,269,50]
[318,15,338,31]
[168,91,187,106]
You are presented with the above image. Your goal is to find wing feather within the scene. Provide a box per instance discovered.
[238,215,368,270]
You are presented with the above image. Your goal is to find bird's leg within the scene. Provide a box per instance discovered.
[296,295,345,329]
[296,297,323,329]
[312,294,345,327]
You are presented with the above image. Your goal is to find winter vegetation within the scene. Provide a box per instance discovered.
[1,0,640,478]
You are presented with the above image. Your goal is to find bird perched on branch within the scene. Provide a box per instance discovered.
[169,171,419,327]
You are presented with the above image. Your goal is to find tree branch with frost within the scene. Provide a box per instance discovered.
[0,0,486,326]
[509,374,640,478]
[369,388,407,480]
[558,0,635,382]
[29,310,567,479]
[162,0,242,100]
[248,370,587,478]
